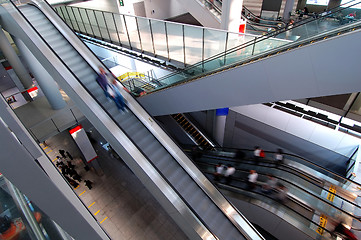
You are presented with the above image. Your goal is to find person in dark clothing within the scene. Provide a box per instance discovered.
[66,151,73,160]
[84,180,93,190]
[73,173,82,182]
[59,149,66,159]
[61,166,69,176]
[96,67,111,99]
[67,161,75,170]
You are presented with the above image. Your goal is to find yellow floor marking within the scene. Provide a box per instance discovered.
[52,158,58,162]
[94,210,100,216]
[74,185,80,190]
[43,146,48,150]
[88,202,95,208]
[79,190,86,196]
[100,217,108,224]
[40,143,44,146]
[46,149,53,154]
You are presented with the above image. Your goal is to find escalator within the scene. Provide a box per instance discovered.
[0,0,264,239]
[190,148,361,239]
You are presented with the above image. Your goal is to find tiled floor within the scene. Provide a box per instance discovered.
[41,119,188,240]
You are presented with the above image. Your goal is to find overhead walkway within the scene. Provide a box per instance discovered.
[54,2,361,116]
[0,0,264,239]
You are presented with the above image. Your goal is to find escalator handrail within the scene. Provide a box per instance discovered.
[199,145,361,189]
[155,0,361,84]
[17,1,263,238]
[198,157,361,222]
[208,175,334,239]
[5,2,220,239]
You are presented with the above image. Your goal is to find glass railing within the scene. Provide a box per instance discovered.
[54,1,361,95]
[54,5,288,69]
[152,0,361,93]
[0,173,73,239]
[195,157,358,239]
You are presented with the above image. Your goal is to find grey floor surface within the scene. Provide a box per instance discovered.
[42,119,188,240]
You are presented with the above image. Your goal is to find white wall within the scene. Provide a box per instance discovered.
[143,0,187,20]
[231,104,361,156]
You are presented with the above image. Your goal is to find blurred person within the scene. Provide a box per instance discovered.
[275,183,288,204]
[214,163,225,181]
[96,67,111,99]
[253,146,261,164]
[261,174,277,194]
[274,148,284,166]
[84,180,93,190]
[247,170,258,190]
[108,79,126,112]
[224,165,236,185]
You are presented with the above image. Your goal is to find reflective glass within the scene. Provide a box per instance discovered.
[103,12,119,43]
[150,20,167,59]
[78,8,94,36]
[94,11,110,41]
[72,8,86,34]
[123,15,141,51]
[86,9,101,38]
[136,17,153,54]
[113,14,130,48]
[203,29,227,59]
[183,25,203,65]
[166,22,184,64]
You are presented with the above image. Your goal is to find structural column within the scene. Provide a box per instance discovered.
[14,37,66,110]
[0,28,33,101]
[283,0,296,21]
[221,0,244,32]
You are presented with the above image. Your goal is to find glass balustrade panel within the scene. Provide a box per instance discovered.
[149,20,167,59]
[72,7,86,34]
[183,25,203,65]
[77,8,94,36]
[123,15,141,51]
[85,9,101,38]
[136,17,153,54]
[93,11,111,41]
[112,14,130,48]
[166,22,184,64]
[203,28,227,60]
[102,12,119,44]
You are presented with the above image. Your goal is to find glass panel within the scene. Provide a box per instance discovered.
[86,9,101,38]
[166,22,184,64]
[62,6,75,30]
[203,29,227,59]
[93,11,110,41]
[112,14,130,48]
[150,20,167,59]
[29,121,58,142]
[103,12,118,43]
[123,15,141,51]
[183,25,202,65]
[136,17,153,54]
[67,7,80,32]
[72,8,86,34]
[78,8,93,36]
[0,174,74,239]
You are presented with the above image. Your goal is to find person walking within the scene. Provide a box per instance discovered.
[247,170,258,190]
[224,165,236,185]
[214,163,225,182]
[96,67,111,99]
